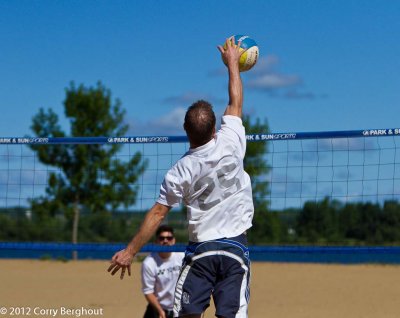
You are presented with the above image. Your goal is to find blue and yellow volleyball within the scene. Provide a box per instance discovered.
[223,35,259,72]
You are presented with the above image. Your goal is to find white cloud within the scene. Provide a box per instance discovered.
[127,107,186,136]
[251,54,280,74]
[284,89,316,100]
[248,73,301,89]
[244,55,325,100]
[126,91,228,136]
[246,55,303,92]
[163,92,225,107]
[209,54,324,99]
[149,107,186,134]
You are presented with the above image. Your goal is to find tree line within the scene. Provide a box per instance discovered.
[1,198,400,245]
[249,198,400,245]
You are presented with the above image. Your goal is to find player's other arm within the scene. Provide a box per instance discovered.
[144,294,167,318]
[218,37,244,118]
[108,202,171,279]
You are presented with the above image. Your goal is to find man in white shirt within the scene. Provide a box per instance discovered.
[109,37,254,318]
[142,225,184,318]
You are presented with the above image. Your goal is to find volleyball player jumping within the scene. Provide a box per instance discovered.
[108,37,254,318]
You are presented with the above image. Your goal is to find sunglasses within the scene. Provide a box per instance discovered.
[158,235,174,241]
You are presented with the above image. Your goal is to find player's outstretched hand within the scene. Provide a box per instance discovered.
[217,36,246,68]
[107,249,133,280]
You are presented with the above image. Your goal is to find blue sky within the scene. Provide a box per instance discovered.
[0,1,400,211]
[1,0,399,138]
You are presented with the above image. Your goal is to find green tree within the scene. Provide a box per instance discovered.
[296,197,340,243]
[338,202,362,241]
[29,82,147,258]
[358,202,384,244]
[242,115,277,243]
[381,200,400,242]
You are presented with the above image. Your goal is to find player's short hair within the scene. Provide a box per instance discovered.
[156,224,174,236]
[184,100,216,147]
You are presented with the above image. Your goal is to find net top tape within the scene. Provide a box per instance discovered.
[1,128,399,145]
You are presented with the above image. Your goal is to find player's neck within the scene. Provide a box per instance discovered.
[158,252,172,259]
[189,130,216,149]
[190,137,214,149]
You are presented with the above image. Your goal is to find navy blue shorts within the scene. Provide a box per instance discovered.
[173,234,250,318]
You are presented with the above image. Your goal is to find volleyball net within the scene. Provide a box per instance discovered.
[1,128,399,212]
[1,128,400,262]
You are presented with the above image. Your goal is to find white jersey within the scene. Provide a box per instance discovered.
[141,252,184,311]
[157,115,254,242]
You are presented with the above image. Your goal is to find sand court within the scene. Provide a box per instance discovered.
[0,259,399,318]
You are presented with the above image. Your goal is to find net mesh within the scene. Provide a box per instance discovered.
[1,132,399,211]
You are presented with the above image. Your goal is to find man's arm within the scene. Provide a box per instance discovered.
[218,37,244,118]
[108,202,171,279]
[144,294,167,318]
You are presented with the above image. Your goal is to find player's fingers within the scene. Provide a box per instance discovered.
[111,265,121,276]
[107,263,116,272]
[217,45,224,53]
[240,47,248,56]
[127,264,131,276]
[120,267,126,280]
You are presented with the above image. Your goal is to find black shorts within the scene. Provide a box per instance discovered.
[173,234,250,318]
[144,304,174,318]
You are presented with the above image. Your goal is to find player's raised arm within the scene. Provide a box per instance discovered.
[107,202,171,279]
[218,37,244,118]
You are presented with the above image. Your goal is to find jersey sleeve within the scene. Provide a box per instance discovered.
[141,259,156,295]
[157,167,184,208]
[219,115,247,158]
